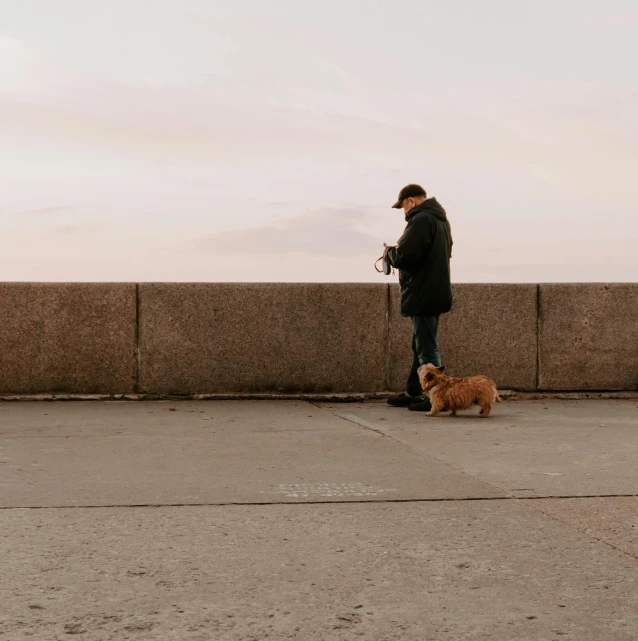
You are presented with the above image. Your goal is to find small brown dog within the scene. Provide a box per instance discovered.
[418,364,501,418]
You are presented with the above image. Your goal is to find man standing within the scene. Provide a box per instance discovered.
[383,184,453,412]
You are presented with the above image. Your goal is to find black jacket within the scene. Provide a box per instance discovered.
[383,198,453,317]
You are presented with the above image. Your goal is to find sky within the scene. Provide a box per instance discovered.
[1,0,637,283]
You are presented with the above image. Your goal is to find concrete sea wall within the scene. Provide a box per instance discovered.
[0,283,636,394]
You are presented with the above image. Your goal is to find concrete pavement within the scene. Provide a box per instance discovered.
[1,399,637,640]
[324,398,638,497]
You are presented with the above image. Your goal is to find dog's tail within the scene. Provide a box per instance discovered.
[494,391,502,403]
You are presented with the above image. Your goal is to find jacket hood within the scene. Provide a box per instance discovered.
[405,197,447,222]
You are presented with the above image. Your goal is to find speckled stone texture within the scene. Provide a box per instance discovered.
[0,283,136,394]
[4,282,637,395]
[539,284,638,390]
[138,283,388,394]
[388,283,538,391]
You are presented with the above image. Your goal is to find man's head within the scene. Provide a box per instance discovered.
[392,184,427,215]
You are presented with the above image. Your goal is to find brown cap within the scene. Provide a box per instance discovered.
[391,184,427,209]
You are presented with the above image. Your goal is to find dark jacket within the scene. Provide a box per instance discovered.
[383,198,453,317]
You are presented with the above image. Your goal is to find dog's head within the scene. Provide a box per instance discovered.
[417,363,446,391]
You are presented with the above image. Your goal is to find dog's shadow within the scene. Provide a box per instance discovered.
[429,411,507,420]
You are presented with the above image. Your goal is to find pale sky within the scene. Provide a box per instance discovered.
[1,0,637,282]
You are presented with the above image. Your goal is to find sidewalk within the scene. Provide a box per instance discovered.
[1,399,637,640]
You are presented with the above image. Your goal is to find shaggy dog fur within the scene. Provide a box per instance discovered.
[418,364,501,418]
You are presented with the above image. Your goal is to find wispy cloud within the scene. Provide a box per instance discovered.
[20,206,69,216]
[581,9,638,26]
[52,225,96,235]
[176,208,380,256]
[0,35,22,50]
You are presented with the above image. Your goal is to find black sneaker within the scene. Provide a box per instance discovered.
[408,398,433,412]
[387,393,423,407]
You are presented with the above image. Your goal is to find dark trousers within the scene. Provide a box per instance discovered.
[406,315,441,397]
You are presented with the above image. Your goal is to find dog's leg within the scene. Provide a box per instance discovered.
[479,402,492,418]
[426,399,446,417]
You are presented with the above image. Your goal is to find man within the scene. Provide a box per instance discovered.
[383,184,453,412]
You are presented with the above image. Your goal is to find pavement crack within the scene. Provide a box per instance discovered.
[0,498,515,510]
[322,405,638,561]
[523,500,638,562]
[335,412,391,438]
[325,407,513,500]
[1,494,638,511]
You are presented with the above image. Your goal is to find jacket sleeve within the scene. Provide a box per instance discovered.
[384,216,432,271]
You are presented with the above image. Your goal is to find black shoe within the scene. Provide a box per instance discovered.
[408,398,433,412]
[387,393,423,407]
